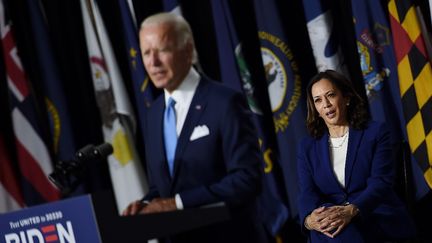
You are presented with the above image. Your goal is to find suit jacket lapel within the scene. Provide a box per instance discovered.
[172,79,209,180]
[317,134,342,190]
[150,96,173,184]
[344,127,364,188]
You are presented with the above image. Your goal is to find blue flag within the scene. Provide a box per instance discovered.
[26,0,76,162]
[211,0,289,236]
[163,0,182,13]
[253,0,309,221]
[351,0,405,143]
[302,0,346,73]
[117,0,156,146]
[351,0,430,199]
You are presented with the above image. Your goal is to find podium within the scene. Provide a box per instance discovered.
[0,191,230,243]
[93,191,230,242]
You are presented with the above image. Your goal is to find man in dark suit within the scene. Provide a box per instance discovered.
[122,12,268,243]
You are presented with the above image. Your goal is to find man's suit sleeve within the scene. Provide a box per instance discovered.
[142,163,160,201]
[141,105,160,202]
[179,92,262,208]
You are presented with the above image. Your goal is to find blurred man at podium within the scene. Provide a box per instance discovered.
[122,12,268,243]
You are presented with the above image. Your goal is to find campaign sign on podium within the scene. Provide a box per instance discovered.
[0,195,101,243]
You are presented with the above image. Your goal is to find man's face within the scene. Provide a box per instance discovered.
[139,23,192,93]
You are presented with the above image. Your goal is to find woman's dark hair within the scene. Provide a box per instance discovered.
[306,70,370,138]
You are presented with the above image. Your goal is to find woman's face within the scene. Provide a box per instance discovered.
[311,78,350,128]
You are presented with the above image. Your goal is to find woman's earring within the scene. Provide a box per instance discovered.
[347,103,350,106]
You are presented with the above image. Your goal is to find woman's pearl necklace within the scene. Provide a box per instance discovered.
[329,130,349,149]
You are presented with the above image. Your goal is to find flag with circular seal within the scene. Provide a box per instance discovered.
[253,0,309,222]
[211,0,290,236]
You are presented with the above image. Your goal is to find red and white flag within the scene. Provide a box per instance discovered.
[0,0,60,210]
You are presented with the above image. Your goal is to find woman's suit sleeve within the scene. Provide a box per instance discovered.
[297,138,322,228]
[350,123,396,217]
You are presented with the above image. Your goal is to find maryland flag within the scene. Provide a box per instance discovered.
[388,0,432,188]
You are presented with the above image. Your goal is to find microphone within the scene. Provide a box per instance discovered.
[49,142,114,196]
[94,143,114,158]
[75,143,113,161]
[75,144,94,160]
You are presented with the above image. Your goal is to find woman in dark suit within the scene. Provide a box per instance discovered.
[297,70,415,242]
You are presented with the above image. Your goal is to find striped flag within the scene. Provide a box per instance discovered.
[211,0,289,236]
[388,0,432,189]
[0,132,24,212]
[80,0,148,212]
[302,0,346,73]
[0,0,60,206]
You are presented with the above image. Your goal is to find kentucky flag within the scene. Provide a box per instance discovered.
[253,0,308,221]
[211,0,289,236]
[388,0,432,191]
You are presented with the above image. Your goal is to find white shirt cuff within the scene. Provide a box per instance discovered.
[175,194,184,210]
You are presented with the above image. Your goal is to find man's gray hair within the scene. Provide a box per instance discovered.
[140,12,198,63]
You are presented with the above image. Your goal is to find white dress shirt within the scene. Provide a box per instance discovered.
[164,67,200,137]
[163,67,200,209]
[329,131,349,188]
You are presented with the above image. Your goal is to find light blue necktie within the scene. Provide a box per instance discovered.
[164,97,177,177]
